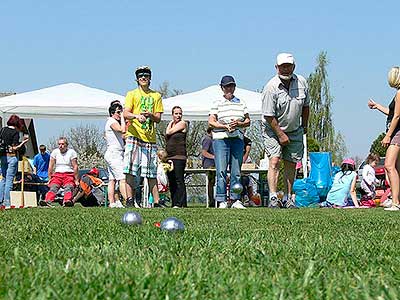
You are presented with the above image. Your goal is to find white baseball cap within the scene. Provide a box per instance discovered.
[276,53,295,65]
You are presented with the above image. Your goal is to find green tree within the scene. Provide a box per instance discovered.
[308,51,347,160]
[307,137,320,152]
[370,132,386,157]
[158,81,183,98]
[331,131,348,165]
[48,124,106,169]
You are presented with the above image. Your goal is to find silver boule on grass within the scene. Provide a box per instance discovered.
[231,182,243,194]
[160,217,185,232]
[121,211,143,225]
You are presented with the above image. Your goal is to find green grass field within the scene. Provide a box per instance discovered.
[1,207,399,299]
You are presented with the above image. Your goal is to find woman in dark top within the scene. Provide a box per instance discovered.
[0,114,29,208]
[165,106,187,208]
[368,66,400,211]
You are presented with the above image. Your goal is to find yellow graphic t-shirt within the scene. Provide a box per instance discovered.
[124,88,164,143]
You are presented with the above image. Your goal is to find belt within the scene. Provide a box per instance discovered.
[6,153,16,157]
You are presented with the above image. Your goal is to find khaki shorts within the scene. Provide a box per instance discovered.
[263,127,304,163]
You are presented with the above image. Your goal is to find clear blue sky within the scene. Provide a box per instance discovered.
[1,0,399,158]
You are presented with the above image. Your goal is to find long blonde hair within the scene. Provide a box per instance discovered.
[388,67,400,89]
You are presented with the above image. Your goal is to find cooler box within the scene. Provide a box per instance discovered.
[10,191,37,207]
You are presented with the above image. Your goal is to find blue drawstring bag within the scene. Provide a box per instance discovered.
[309,152,333,198]
[293,178,320,207]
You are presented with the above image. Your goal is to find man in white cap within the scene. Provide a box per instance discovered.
[261,53,309,208]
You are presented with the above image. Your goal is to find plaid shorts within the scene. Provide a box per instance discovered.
[123,136,158,178]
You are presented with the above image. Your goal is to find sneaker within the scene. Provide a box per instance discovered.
[39,199,53,207]
[63,200,74,207]
[382,199,392,208]
[153,203,165,208]
[268,196,282,209]
[109,202,117,208]
[126,197,134,207]
[115,201,125,208]
[218,201,228,209]
[384,205,400,211]
[285,196,297,209]
[231,200,246,209]
[134,199,142,208]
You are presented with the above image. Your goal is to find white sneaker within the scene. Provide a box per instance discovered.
[384,205,400,211]
[218,201,228,209]
[115,201,125,208]
[382,199,392,208]
[109,202,117,208]
[231,200,246,209]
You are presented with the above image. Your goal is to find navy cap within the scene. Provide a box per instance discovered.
[220,75,236,86]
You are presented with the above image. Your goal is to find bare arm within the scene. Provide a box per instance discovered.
[243,145,251,163]
[141,111,162,123]
[350,175,359,207]
[382,91,400,147]
[208,114,230,131]
[301,106,310,134]
[264,116,289,146]
[110,122,125,134]
[166,120,187,135]
[71,158,79,185]
[123,107,147,123]
[368,99,390,115]
[202,149,215,160]
[10,137,29,152]
[48,157,56,179]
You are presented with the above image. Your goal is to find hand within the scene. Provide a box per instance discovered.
[136,114,147,123]
[368,99,377,109]
[75,179,80,186]
[141,110,151,118]
[224,124,234,132]
[229,119,239,131]
[278,132,290,146]
[381,134,391,148]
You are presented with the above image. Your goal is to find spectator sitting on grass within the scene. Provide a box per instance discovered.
[73,168,105,207]
[360,153,380,200]
[323,158,360,208]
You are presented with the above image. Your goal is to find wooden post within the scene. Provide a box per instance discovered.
[21,156,25,207]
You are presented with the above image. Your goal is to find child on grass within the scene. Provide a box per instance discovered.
[156,149,174,204]
[360,153,380,199]
[324,158,360,208]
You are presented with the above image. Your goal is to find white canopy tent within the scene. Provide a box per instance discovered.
[0,83,125,121]
[163,85,263,120]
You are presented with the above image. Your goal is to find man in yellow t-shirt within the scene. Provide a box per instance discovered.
[123,66,164,208]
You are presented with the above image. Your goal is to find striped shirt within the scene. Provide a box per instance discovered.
[209,96,248,140]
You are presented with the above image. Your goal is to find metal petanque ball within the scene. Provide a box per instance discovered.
[231,182,243,194]
[160,217,185,232]
[121,211,143,225]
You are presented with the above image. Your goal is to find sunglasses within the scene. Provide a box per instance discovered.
[137,73,151,79]
[115,110,122,114]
